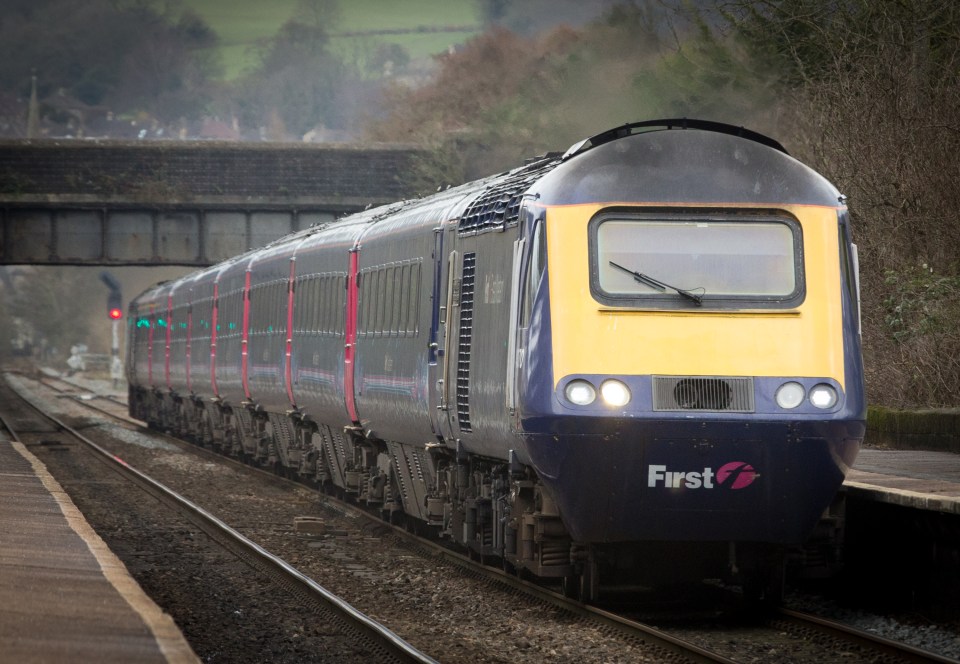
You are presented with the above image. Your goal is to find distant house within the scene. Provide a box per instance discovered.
[39,89,111,138]
[302,124,353,143]
[197,117,241,141]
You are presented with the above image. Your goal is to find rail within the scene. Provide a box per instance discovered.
[4,375,437,664]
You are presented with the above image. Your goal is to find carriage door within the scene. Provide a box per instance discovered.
[505,236,526,419]
[428,223,462,444]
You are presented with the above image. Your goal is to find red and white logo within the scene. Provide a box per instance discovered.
[715,461,759,489]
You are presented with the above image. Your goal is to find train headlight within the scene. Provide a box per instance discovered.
[775,382,805,409]
[565,380,597,405]
[810,384,838,409]
[600,380,631,407]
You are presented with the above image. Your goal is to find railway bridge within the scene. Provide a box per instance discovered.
[0,140,421,266]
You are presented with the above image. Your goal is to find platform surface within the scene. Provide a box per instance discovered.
[845,448,960,515]
[0,437,197,663]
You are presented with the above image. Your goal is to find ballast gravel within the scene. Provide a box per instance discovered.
[9,372,960,663]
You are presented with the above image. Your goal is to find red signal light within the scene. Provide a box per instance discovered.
[108,308,123,320]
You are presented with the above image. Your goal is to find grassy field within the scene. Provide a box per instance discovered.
[185,0,480,78]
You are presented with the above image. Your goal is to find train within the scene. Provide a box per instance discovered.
[127,119,866,602]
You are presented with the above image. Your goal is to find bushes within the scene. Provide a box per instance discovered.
[757,0,960,406]
[879,264,960,406]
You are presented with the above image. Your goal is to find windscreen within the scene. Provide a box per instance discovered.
[591,214,803,307]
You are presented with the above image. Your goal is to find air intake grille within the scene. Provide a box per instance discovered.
[458,159,558,235]
[456,253,476,432]
[652,376,755,412]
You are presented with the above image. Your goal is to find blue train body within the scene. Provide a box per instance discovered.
[128,120,865,601]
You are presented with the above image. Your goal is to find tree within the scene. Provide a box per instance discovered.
[228,1,355,138]
[366,2,776,186]
[110,7,222,123]
[293,0,342,30]
[710,0,960,406]
[475,0,624,34]
[8,268,93,362]
[0,0,220,125]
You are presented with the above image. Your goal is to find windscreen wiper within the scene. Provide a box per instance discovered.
[609,261,704,306]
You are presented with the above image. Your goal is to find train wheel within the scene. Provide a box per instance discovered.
[742,549,786,610]
[562,559,598,602]
[561,574,582,601]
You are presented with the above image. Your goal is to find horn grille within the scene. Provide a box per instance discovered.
[652,376,755,412]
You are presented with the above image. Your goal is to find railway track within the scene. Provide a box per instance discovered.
[773,609,959,664]
[14,370,960,664]
[26,373,731,662]
[0,374,436,664]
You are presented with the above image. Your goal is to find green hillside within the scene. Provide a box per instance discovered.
[185,0,480,78]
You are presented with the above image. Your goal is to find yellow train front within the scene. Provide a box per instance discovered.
[512,121,866,599]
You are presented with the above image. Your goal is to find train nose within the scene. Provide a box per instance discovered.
[521,419,859,544]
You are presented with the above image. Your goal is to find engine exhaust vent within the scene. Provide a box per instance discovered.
[458,158,558,235]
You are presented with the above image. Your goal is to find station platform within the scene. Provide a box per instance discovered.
[845,448,960,515]
[0,437,198,663]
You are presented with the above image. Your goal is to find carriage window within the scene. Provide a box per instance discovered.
[591,213,803,308]
[384,266,396,336]
[317,276,328,334]
[404,263,420,335]
[194,297,213,336]
[336,275,346,335]
[294,273,350,337]
[358,261,421,337]
[222,290,243,335]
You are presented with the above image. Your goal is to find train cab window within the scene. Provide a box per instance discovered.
[589,212,804,309]
[520,221,546,328]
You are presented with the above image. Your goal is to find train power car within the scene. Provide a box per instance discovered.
[127,120,866,602]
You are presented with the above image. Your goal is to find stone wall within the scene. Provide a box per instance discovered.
[866,406,960,453]
[0,140,422,206]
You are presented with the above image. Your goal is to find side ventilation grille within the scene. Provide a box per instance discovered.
[456,253,476,432]
[653,376,755,412]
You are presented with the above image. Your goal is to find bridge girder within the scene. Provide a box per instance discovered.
[0,140,420,265]
[0,204,347,266]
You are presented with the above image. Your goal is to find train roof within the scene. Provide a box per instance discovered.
[331,119,841,240]
[560,119,788,159]
[130,119,843,307]
[534,119,843,208]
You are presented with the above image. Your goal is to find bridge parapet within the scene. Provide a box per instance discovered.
[0,140,421,265]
